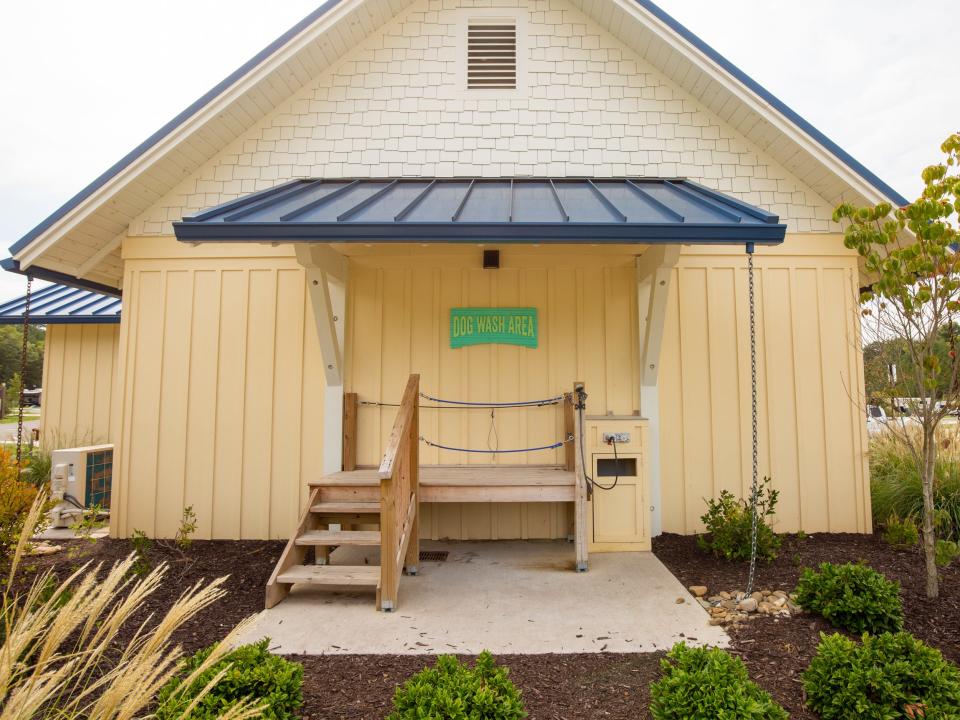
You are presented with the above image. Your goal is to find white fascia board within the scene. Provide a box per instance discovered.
[15,0,371,270]
[610,0,896,209]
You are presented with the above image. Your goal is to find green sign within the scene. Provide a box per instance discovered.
[450,307,538,348]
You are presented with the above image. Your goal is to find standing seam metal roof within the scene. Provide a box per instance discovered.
[0,284,121,324]
[173,177,787,245]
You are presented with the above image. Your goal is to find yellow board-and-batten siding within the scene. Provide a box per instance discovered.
[111,241,326,540]
[106,235,870,540]
[658,237,871,535]
[40,324,119,447]
[345,246,640,541]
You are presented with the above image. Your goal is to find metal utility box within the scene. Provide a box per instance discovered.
[582,418,650,551]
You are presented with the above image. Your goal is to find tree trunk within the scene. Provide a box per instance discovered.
[921,430,939,599]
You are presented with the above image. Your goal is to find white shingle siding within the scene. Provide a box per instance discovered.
[129,0,837,236]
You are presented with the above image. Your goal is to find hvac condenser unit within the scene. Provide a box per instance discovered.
[49,444,113,528]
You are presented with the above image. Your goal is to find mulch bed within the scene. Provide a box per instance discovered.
[21,532,960,719]
[656,532,960,719]
[17,537,285,652]
[294,652,661,719]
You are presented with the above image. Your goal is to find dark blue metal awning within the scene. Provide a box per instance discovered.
[0,284,121,325]
[174,178,786,245]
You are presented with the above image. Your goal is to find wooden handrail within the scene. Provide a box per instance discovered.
[377,373,420,611]
[378,374,420,479]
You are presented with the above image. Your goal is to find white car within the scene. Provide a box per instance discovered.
[867,405,888,435]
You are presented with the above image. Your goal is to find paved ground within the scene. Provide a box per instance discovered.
[0,418,40,443]
[239,540,728,655]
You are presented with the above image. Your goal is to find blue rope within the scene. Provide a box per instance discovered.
[420,436,567,453]
[419,392,562,407]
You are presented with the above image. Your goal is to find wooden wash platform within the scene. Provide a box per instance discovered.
[265,376,589,611]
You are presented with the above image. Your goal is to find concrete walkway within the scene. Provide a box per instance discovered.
[238,540,728,655]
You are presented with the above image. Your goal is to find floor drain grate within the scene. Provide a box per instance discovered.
[419,550,449,562]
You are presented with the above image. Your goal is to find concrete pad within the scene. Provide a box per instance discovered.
[238,540,728,655]
[35,526,109,541]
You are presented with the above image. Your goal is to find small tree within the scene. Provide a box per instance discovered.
[836,132,960,598]
[4,373,20,416]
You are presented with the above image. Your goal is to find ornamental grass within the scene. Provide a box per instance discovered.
[0,491,264,720]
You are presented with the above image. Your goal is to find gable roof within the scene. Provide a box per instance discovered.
[6,0,907,291]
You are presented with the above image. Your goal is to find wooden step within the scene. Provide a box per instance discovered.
[296,529,381,546]
[276,564,380,587]
[310,501,381,514]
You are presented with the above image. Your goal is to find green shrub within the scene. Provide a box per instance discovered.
[130,529,152,577]
[870,434,960,540]
[387,651,526,720]
[697,478,782,561]
[803,632,960,720]
[175,505,198,550]
[883,513,920,549]
[19,446,50,488]
[794,562,903,635]
[0,447,43,556]
[650,643,787,720]
[157,639,302,720]
[936,539,960,567]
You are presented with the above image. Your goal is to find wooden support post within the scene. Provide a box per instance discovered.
[563,392,575,471]
[379,475,397,611]
[377,373,420,611]
[573,381,588,572]
[342,392,358,471]
[404,389,420,575]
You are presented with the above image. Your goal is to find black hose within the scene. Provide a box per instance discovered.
[589,437,621,491]
[574,386,620,495]
[63,493,86,510]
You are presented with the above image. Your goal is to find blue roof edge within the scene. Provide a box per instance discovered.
[630,0,909,207]
[0,315,121,326]
[8,0,908,260]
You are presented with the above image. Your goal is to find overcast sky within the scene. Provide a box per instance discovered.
[0,0,955,301]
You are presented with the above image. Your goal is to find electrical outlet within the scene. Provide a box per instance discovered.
[603,432,630,444]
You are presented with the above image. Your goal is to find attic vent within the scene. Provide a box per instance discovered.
[467,21,517,89]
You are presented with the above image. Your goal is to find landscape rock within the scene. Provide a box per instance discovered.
[30,543,62,556]
[688,584,802,625]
